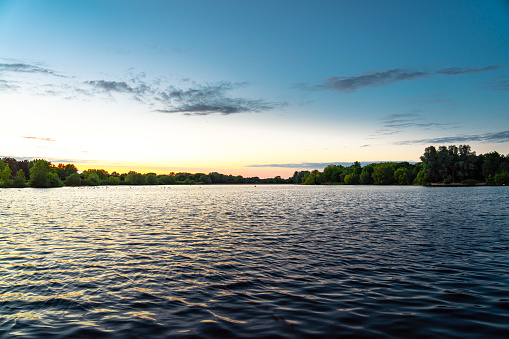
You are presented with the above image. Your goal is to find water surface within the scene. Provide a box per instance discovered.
[1,185,508,338]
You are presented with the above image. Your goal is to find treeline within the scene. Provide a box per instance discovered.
[292,145,509,185]
[1,145,508,188]
[0,158,287,188]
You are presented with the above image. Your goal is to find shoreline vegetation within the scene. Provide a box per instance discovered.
[1,145,508,188]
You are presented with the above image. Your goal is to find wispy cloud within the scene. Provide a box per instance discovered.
[247,162,364,169]
[0,79,17,91]
[85,79,284,116]
[318,69,427,93]
[86,80,135,93]
[436,65,501,75]
[485,77,509,90]
[308,64,503,93]
[372,112,455,138]
[396,130,509,145]
[1,60,285,116]
[247,160,410,169]
[0,155,96,163]
[22,136,56,142]
[154,82,281,115]
[0,63,64,77]
[156,100,274,115]
[382,113,448,129]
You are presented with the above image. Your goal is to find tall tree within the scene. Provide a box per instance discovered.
[29,160,62,188]
[372,163,395,185]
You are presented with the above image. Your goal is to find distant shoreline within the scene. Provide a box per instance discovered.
[1,144,509,188]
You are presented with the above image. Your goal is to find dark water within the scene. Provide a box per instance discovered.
[1,185,508,338]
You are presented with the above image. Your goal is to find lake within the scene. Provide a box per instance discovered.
[1,185,508,338]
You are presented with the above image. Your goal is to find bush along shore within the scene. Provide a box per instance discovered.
[1,145,508,188]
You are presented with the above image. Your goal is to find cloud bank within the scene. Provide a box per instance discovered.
[312,64,503,93]
[396,130,509,145]
[0,60,284,116]
[0,63,63,77]
[84,79,284,116]
[382,113,450,130]
[247,161,369,169]
[22,136,56,142]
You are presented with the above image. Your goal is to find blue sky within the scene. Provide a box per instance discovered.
[1,0,508,177]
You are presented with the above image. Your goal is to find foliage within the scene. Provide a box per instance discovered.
[291,170,310,184]
[56,163,78,181]
[49,172,64,187]
[414,170,430,185]
[30,160,62,188]
[65,173,82,186]
[344,173,359,185]
[3,145,508,188]
[158,175,176,185]
[198,174,212,184]
[394,168,409,185]
[12,169,27,188]
[0,162,9,187]
[146,173,159,185]
[125,172,146,185]
[372,163,395,185]
[85,172,101,186]
[463,179,481,186]
[359,165,375,185]
[494,171,509,185]
[108,176,121,185]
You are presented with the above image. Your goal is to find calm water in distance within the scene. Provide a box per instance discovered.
[0,185,508,338]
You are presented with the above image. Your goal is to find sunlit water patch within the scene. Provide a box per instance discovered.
[1,185,508,338]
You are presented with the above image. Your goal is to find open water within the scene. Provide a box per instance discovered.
[0,185,508,338]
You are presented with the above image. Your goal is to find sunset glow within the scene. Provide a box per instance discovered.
[1,1,508,177]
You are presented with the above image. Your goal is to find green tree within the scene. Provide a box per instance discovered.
[108,176,121,185]
[394,168,409,185]
[482,151,501,182]
[323,164,340,182]
[303,173,316,185]
[302,170,322,185]
[291,171,310,184]
[414,169,430,185]
[372,163,395,185]
[85,172,101,186]
[0,163,12,187]
[146,173,159,185]
[30,159,54,188]
[65,173,82,186]
[420,146,440,182]
[198,174,212,184]
[12,169,27,188]
[158,175,176,185]
[125,172,146,185]
[56,163,79,180]
[183,177,194,185]
[494,171,509,185]
[359,165,374,185]
[344,173,359,185]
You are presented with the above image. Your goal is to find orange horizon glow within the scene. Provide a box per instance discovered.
[72,162,298,179]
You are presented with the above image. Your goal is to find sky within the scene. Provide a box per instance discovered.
[1,0,508,178]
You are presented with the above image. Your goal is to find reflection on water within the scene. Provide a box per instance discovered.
[1,185,508,338]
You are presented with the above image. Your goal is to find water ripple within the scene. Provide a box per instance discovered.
[0,185,508,338]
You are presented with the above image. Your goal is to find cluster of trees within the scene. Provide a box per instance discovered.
[0,158,287,188]
[1,145,508,188]
[0,159,27,188]
[292,161,422,185]
[295,145,509,185]
[418,145,509,185]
